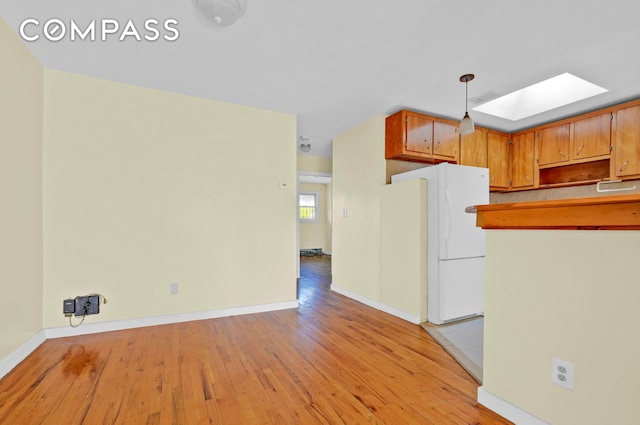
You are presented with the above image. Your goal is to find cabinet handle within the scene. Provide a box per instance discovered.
[597,180,637,192]
[525,175,532,182]
[559,150,567,158]
[619,160,629,173]
[435,141,441,151]
[576,145,585,156]
[490,174,495,182]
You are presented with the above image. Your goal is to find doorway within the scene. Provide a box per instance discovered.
[296,172,332,287]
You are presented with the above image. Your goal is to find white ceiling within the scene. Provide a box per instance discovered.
[4,0,640,158]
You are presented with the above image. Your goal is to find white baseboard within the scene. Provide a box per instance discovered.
[0,330,47,380]
[45,300,299,339]
[0,300,298,379]
[330,284,420,324]
[331,284,382,310]
[378,304,421,324]
[478,386,551,425]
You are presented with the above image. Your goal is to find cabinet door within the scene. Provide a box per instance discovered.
[405,114,433,155]
[572,113,611,160]
[537,124,570,166]
[487,132,510,190]
[432,121,458,160]
[614,105,640,177]
[460,128,487,168]
[511,132,536,188]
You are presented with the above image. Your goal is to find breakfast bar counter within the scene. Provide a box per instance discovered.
[474,193,640,230]
[472,193,640,425]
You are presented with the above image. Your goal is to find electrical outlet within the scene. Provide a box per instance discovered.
[170,282,179,294]
[551,357,574,390]
[74,295,100,317]
[63,299,75,315]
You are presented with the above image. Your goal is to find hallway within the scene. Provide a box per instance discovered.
[298,253,332,307]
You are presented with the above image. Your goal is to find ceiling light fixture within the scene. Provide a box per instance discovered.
[192,0,247,27]
[459,74,475,135]
[299,144,311,153]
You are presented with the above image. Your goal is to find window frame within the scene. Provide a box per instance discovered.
[298,191,320,223]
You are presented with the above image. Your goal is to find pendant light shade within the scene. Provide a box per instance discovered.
[460,112,475,135]
[459,74,475,135]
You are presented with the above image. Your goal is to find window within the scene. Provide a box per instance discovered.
[299,192,319,222]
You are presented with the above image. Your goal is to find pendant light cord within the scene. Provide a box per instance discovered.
[465,80,469,114]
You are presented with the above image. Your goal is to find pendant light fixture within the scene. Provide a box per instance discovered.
[459,74,475,135]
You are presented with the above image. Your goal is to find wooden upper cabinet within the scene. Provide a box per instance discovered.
[487,131,511,190]
[460,127,487,168]
[613,104,640,178]
[406,113,433,155]
[433,121,459,160]
[385,110,459,163]
[572,113,612,161]
[458,128,510,191]
[385,99,640,191]
[511,132,536,189]
[537,124,570,167]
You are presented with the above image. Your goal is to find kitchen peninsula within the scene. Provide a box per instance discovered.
[474,194,640,425]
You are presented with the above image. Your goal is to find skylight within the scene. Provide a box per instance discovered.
[472,73,608,121]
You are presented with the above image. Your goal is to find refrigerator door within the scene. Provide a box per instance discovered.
[436,257,485,323]
[438,164,489,260]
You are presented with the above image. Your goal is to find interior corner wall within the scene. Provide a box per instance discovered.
[0,17,44,359]
[42,69,298,327]
[332,115,386,301]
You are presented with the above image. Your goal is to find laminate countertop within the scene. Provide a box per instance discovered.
[474,194,640,230]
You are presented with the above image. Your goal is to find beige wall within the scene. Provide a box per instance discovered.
[332,115,386,300]
[297,154,332,174]
[324,183,332,254]
[380,179,427,323]
[483,230,640,425]
[42,70,297,327]
[299,182,330,252]
[0,18,44,359]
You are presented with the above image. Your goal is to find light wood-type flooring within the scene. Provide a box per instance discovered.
[0,255,512,424]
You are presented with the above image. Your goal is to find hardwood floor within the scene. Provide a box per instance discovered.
[0,255,511,424]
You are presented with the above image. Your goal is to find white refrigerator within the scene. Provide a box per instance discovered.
[391,163,489,325]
